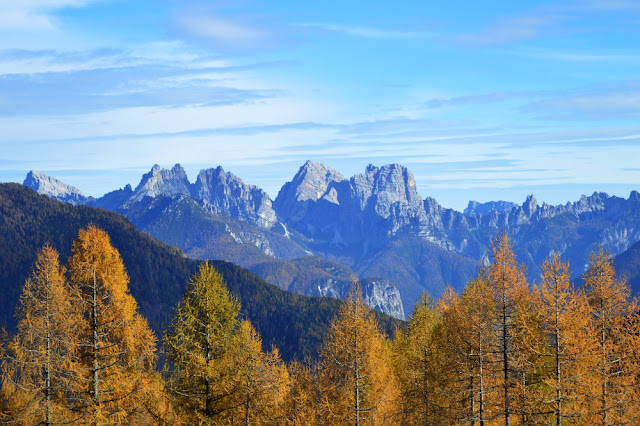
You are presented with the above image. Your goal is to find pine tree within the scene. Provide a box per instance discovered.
[0,246,78,424]
[68,225,158,423]
[318,283,399,425]
[163,262,246,423]
[582,247,640,424]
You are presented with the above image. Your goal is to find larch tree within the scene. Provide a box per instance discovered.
[394,293,448,424]
[582,247,640,424]
[439,279,500,425]
[530,254,594,425]
[68,225,158,423]
[163,262,246,423]
[318,283,399,425]
[484,233,530,425]
[0,246,78,425]
[282,360,319,425]
[232,320,290,424]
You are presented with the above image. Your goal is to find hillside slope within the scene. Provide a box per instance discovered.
[0,184,401,360]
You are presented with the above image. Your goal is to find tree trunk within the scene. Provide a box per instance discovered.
[92,270,100,410]
[502,298,510,426]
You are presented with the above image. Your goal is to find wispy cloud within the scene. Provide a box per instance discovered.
[293,22,436,40]
[169,6,285,51]
[0,0,94,31]
[424,90,553,109]
[520,85,640,120]
[458,13,565,45]
[508,48,640,62]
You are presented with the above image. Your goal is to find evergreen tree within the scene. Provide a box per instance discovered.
[68,225,158,423]
[318,283,399,425]
[0,246,78,424]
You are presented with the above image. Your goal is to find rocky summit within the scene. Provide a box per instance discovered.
[193,166,277,229]
[23,170,90,205]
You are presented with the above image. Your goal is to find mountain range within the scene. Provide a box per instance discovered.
[0,183,401,360]
[23,162,640,315]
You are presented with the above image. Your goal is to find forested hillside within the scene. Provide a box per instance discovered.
[0,183,400,361]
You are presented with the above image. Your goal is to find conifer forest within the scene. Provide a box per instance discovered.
[2,226,639,425]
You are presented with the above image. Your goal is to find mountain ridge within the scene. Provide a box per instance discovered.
[22,161,640,315]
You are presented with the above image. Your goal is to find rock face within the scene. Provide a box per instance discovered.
[22,161,640,318]
[361,278,405,320]
[274,163,441,252]
[193,166,277,229]
[464,200,518,218]
[23,171,89,205]
[128,164,191,204]
[274,160,346,223]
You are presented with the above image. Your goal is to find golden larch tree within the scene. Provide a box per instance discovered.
[438,279,501,425]
[582,247,640,424]
[1,246,78,425]
[529,254,594,425]
[231,320,290,424]
[318,283,399,425]
[394,293,449,424]
[282,360,319,425]
[484,233,531,425]
[68,225,158,423]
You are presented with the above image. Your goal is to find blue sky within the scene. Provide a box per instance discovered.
[1,0,640,210]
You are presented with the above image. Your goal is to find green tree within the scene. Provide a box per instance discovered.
[163,262,246,423]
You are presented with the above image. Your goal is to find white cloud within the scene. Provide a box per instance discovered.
[0,0,92,30]
[294,22,436,40]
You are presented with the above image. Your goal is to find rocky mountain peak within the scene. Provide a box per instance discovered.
[351,163,422,216]
[274,161,345,222]
[23,170,89,205]
[129,163,191,203]
[192,166,277,229]
[522,194,538,216]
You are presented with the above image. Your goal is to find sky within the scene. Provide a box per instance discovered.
[1,0,640,211]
